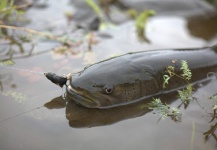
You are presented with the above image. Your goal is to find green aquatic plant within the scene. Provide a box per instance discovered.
[203,123,217,143]
[85,0,116,31]
[0,1,84,58]
[209,94,217,110]
[127,9,138,19]
[178,60,193,105]
[135,10,155,41]
[140,60,194,121]
[85,0,103,19]
[163,66,175,88]
[142,98,181,121]
[0,24,83,60]
[0,90,27,103]
[163,60,193,105]
[0,60,14,66]
[180,60,192,80]
[0,0,34,58]
[177,84,193,105]
[0,0,30,25]
[206,0,217,4]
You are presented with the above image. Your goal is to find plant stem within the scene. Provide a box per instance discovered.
[190,122,195,150]
[0,25,72,46]
[0,2,32,14]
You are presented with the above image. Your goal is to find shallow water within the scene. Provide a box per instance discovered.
[0,0,217,150]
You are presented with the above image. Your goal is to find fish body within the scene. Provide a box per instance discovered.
[67,45,217,108]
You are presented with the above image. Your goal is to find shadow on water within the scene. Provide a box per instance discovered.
[44,91,180,128]
[43,79,217,143]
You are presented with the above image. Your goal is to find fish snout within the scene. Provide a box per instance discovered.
[66,85,99,108]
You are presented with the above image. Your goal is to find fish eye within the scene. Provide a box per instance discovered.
[104,85,113,94]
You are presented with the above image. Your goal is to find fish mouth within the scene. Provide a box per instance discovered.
[66,85,99,108]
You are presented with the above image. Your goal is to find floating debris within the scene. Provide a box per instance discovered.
[0,90,27,103]
[0,60,15,66]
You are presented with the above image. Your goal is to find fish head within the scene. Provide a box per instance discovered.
[66,60,158,108]
[67,72,130,108]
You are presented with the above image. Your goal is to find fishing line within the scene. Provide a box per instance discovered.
[0,64,69,123]
[0,88,66,123]
[0,65,45,75]
[0,105,44,123]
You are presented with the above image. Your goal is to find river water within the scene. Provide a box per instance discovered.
[0,0,217,150]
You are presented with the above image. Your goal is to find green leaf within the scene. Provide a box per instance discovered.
[9,0,14,7]
[17,10,24,15]
[85,0,102,18]
[135,10,155,40]
[0,60,15,66]
[144,98,181,120]
[0,0,8,10]
[127,9,138,19]
[180,60,192,80]
[210,95,217,101]
[213,105,217,110]
[0,90,27,103]
[177,84,193,105]
[163,75,170,88]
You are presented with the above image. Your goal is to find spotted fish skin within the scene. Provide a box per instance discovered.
[67,45,217,108]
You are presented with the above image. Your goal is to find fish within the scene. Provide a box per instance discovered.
[46,45,217,109]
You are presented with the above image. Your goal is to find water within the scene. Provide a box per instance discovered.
[0,0,217,150]
[0,65,44,75]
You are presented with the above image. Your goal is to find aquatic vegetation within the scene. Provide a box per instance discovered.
[163,66,175,89]
[180,60,192,80]
[85,0,116,31]
[206,0,217,4]
[0,1,89,59]
[0,0,30,25]
[203,123,217,143]
[163,60,192,88]
[177,84,193,105]
[0,0,34,59]
[209,94,217,110]
[0,90,27,103]
[127,9,138,19]
[206,96,217,142]
[85,0,103,19]
[0,24,86,60]
[0,25,71,45]
[145,60,194,121]
[141,98,181,121]
[163,60,193,105]
[0,60,14,66]
[135,10,155,42]
[85,1,156,42]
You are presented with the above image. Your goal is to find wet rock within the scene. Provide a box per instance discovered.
[187,13,217,41]
[69,0,102,32]
[14,0,33,6]
[119,0,216,17]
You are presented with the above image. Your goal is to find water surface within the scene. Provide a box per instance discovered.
[0,0,217,150]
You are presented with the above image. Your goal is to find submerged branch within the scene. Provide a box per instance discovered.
[0,2,32,14]
[0,25,72,46]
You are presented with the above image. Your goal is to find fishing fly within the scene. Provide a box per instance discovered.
[0,64,69,123]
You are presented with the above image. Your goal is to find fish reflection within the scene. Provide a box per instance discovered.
[44,91,180,128]
[43,82,217,143]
